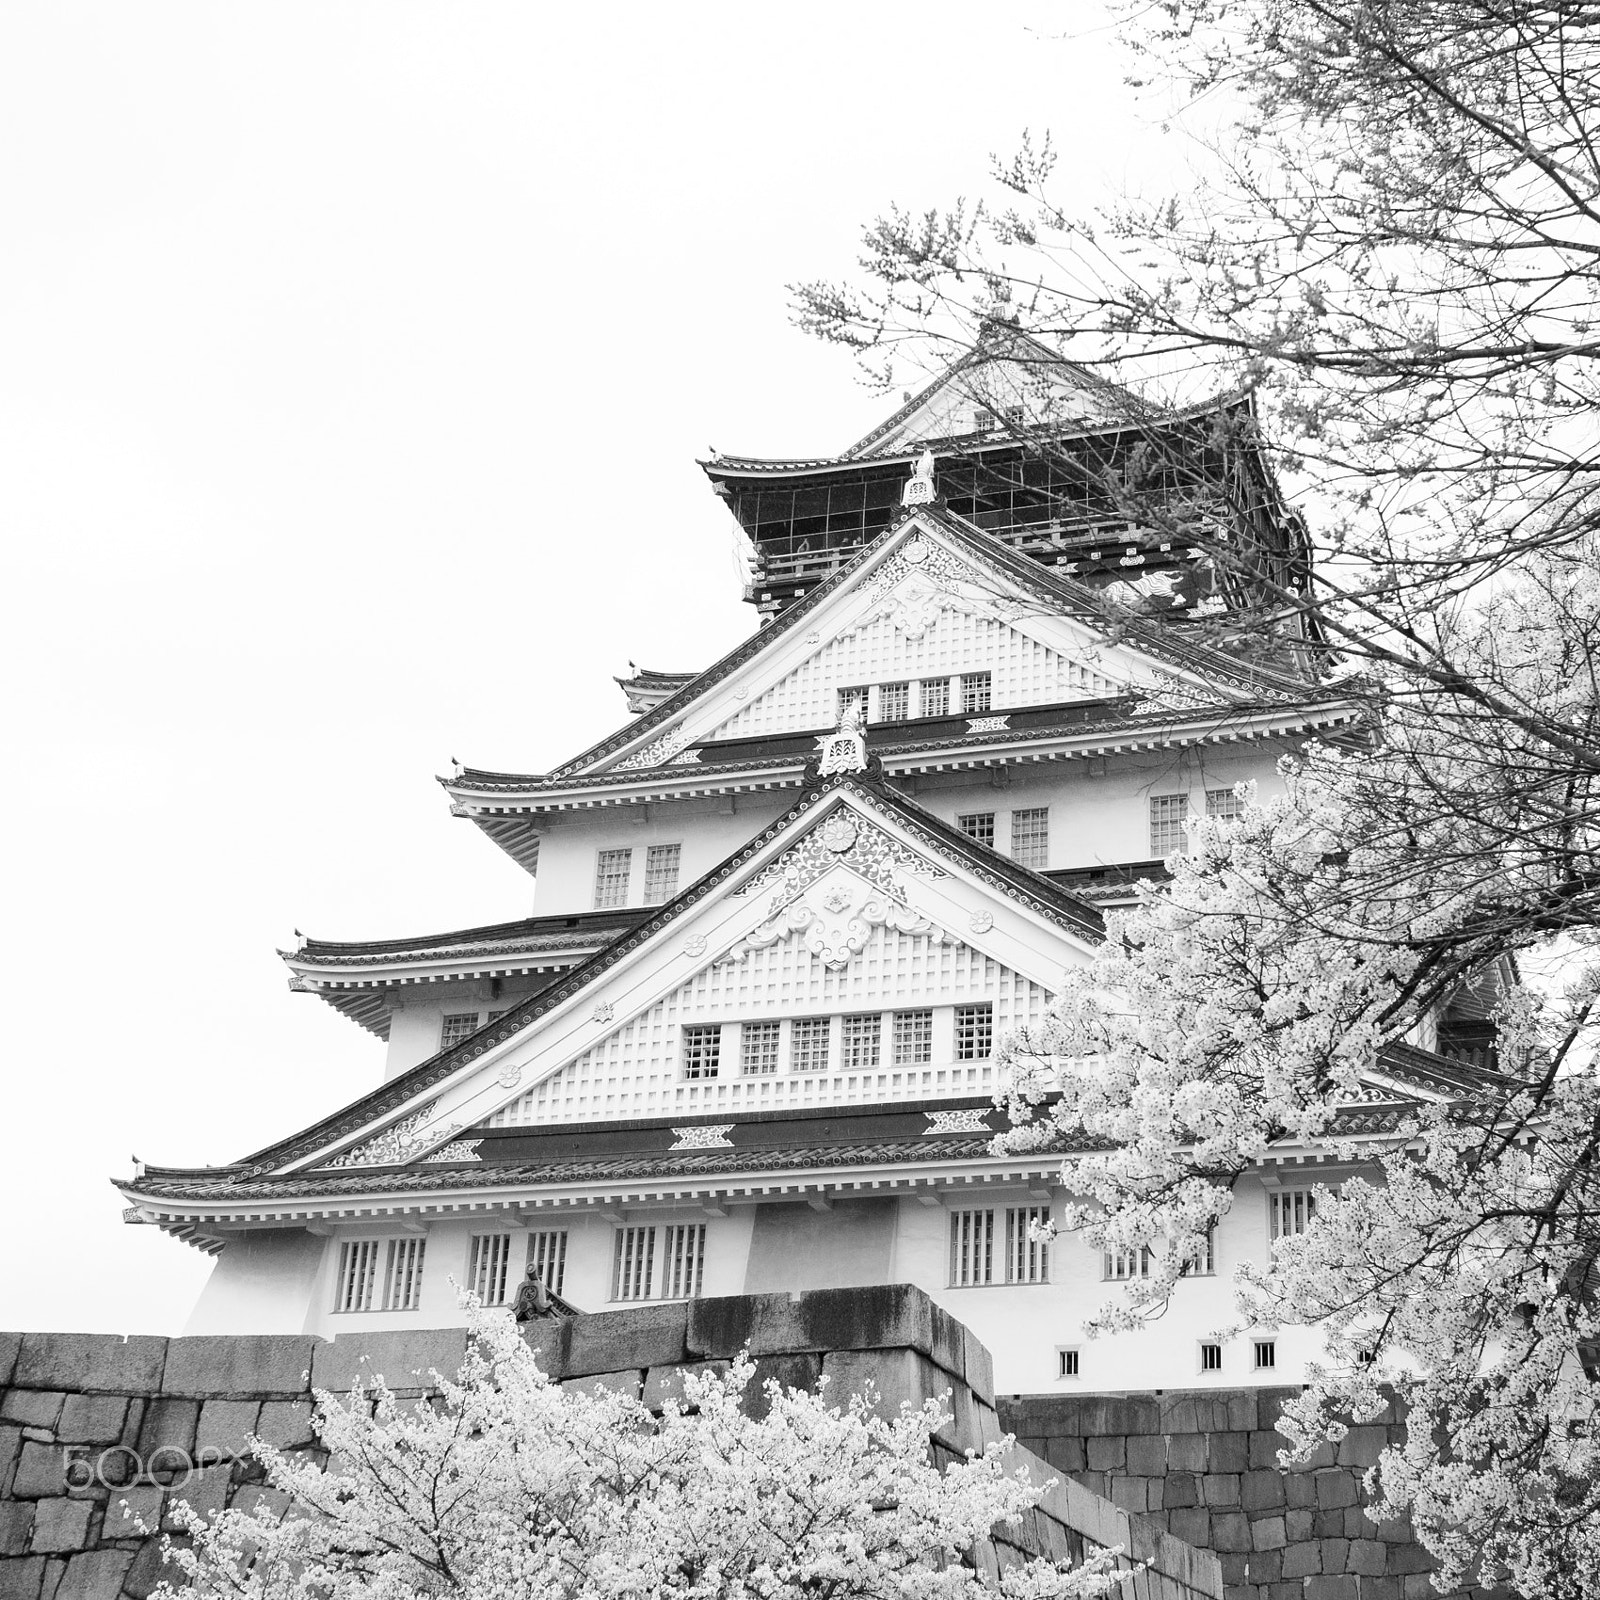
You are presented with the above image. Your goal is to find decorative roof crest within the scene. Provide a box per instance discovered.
[733,800,947,908]
[815,706,868,776]
[902,449,938,507]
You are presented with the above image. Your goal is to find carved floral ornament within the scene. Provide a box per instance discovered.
[734,805,946,907]
[851,534,1028,644]
[322,1102,481,1168]
[721,893,948,972]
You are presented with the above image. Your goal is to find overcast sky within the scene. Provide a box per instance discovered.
[0,2,1183,1334]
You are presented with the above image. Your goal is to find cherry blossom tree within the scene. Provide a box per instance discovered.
[153,1309,1126,1600]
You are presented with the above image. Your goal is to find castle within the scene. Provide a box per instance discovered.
[116,327,1491,1398]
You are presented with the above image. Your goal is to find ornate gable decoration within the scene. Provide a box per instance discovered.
[852,531,1029,644]
[613,722,698,771]
[320,1101,478,1168]
[733,804,946,908]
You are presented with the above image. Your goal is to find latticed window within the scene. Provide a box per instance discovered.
[1010,807,1049,868]
[1201,1343,1223,1372]
[643,843,681,905]
[440,1013,480,1050]
[921,678,950,717]
[468,1233,514,1306]
[659,1224,706,1299]
[1006,1206,1050,1284]
[841,1013,881,1070]
[791,1016,831,1073]
[1270,1189,1316,1239]
[949,1209,997,1286]
[1104,1245,1153,1281]
[957,812,995,846]
[741,1020,781,1074]
[383,1237,426,1311]
[1254,1340,1277,1370]
[613,1227,656,1301]
[593,848,632,909]
[528,1229,567,1295]
[612,1224,705,1301]
[333,1239,382,1313]
[879,681,910,721]
[1206,786,1246,821]
[1058,1348,1080,1378]
[1149,794,1189,856]
[838,685,869,721]
[954,1003,993,1060]
[681,1024,721,1079]
[961,672,992,713]
[892,1009,933,1065]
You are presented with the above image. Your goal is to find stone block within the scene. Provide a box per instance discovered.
[1312,1509,1346,1539]
[105,1486,163,1538]
[122,1537,186,1600]
[1224,1391,1259,1431]
[13,1334,166,1396]
[0,1394,61,1432]
[1168,1507,1209,1546]
[136,1398,199,1463]
[27,1498,93,1554]
[1201,1473,1240,1508]
[1313,1470,1357,1510]
[1305,1578,1360,1600]
[821,1348,943,1422]
[231,1484,292,1520]
[1158,1395,1199,1434]
[312,1328,467,1395]
[1335,1426,1388,1469]
[642,1360,728,1410]
[1124,1434,1165,1476]
[194,1399,261,1460]
[1044,1435,1084,1473]
[1388,1542,1436,1576]
[0,1426,20,1495]
[163,1334,317,1400]
[63,1548,135,1600]
[1209,1430,1249,1473]
[1343,1506,1376,1538]
[564,1304,690,1379]
[1372,1512,1413,1544]
[1218,1553,1247,1584]
[1165,1432,1207,1472]
[1347,1538,1387,1576]
[1285,1472,1318,1508]
[52,1396,126,1447]
[959,1324,995,1404]
[1086,1434,1125,1471]
[558,1369,642,1401]
[1250,1429,1285,1469]
[1281,1540,1321,1579]
[1251,1514,1287,1551]
[1285,1508,1314,1541]
[1163,1472,1197,1509]
[0,1506,31,1558]
[806,1285,963,1376]
[0,1556,48,1600]
[1400,1577,1435,1599]
[1320,1537,1350,1572]
[1216,1510,1254,1548]
[163,1463,231,1532]
[1359,1579,1402,1600]
[1241,1468,1287,1511]
[253,1400,316,1451]
[0,1337,20,1389]
[8,1443,65,1500]
[1110,1476,1146,1514]
[1246,1549,1282,1585]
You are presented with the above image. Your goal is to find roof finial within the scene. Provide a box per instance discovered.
[816,704,868,777]
[902,448,937,508]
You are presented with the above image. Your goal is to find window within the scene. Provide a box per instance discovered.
[957,812,995,847]
[838,685,869,722]
[1200,1342,1223,1373]
[954,1004,993,1061]
[1270,1189,1317,1239]
[841,1014,881,1070]
[468,1233,515,1306]
[643,844,682,905]
[791,1016,831,1074]
[961,672,992,714]
[594,848,632,909]
[1179,1228,1216,1277]
[1010,807,1049,869]
[879,681,910,721]
[1149,794,1190,856]
[1057,1347,1080,1379]
[528,1229,568,1295]
[681,1024,721,1079]
[973,407,996,431]
[1206,786,1246,822]
[741,1020,781,1075]
[1254,1340,1277,1370]
[1104,1245,1153,1281]
[893,1009,933,1066]
[612,1224,705,1301]
[949,1209,997,1287]
[440,1013,480,1050]
[921,678,950,718]
[1007,1206,1050,1284]
[335,1238,426,1313]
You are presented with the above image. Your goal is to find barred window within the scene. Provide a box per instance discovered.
[957,811,995,846]
[1270,1189,1316,1239]
[1254,1340,1277,1370]
[528,1229,568,1295]
[613,1226,656,1301]
[384,1237,426,1311]
[961,672,992,713]
[841,1013,881,1070]
[333,1239,382,1313]
[1206,786,1246,821]
[1201,1343,1223,1372]
[791,1016,831,1074]
[440,1012,480,1050]
[659,1223,706,1299]
[1104,1245,1153,1281]
[681,1024,721,1079]
[954,1004,993,1061]
[643,843,682,905]
[593,848,632,909]
[893,1009,933,1066]
[921,678,950,718]
[612,1224,705,1302]
[741,1020,781,1075]
[1179,1228,1216,1277]
[1007,1206,1050,1284]
[949,1208,997,1286]
[468,1233,514,1306]
[1010,807,1049,868]
[879,681,910,721]
[1057,1347,1080,1378]
[1149,794,1190,856]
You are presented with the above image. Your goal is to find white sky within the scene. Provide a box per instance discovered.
[0,2,1181,1333]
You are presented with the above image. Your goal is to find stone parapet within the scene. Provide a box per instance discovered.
[0,1288,1219,1600]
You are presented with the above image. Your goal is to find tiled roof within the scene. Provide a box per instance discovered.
[286,909,648,967]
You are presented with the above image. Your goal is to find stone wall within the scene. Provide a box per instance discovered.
[999,1390,1469,1600]
[0,1288,1220,1600]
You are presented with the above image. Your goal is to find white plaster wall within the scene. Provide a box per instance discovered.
[182,1231,327,1337]
[382,976,554,1080]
